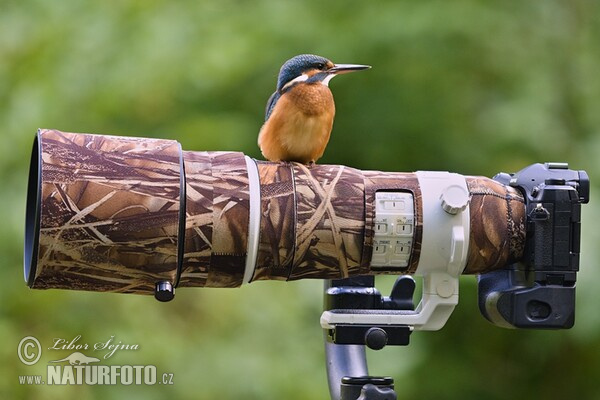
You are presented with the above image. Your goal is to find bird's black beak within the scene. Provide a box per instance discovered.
[328,63,371,75]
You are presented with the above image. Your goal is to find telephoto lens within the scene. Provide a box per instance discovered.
[25,129,526,298]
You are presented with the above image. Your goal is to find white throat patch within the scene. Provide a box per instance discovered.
[321,74,336,86]
[282,74,309,91]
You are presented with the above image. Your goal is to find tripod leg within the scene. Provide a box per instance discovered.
[324,278,369,400]
[324,340,368,400]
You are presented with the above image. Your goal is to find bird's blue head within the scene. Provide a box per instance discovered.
[264,54,370,121]
[275,54,370,92]
[276,54,332,91]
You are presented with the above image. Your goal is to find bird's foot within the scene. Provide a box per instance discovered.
[307,161,316,168]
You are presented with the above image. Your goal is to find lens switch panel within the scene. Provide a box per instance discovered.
[371,192,414,269]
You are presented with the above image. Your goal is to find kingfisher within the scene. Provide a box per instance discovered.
[258,54,370,164]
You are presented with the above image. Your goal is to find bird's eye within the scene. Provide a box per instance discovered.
[315,63,326,70]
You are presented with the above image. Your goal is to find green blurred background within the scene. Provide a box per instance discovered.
[2,1,599,399]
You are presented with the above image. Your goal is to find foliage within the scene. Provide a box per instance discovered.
[1,0,599,399]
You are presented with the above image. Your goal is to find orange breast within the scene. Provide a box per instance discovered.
[258,83,335,163]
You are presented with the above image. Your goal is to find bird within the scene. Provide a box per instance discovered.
[258,54,370,164]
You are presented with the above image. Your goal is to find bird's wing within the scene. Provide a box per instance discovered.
[265,91,280,121]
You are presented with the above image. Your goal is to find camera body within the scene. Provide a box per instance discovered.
[478,163,589,329]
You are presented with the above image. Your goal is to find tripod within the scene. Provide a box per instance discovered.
[323,275,416,400]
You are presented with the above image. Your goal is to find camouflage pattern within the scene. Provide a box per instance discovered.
[28,130,527,296]
[289,164,367,280]
[252,163,368,281]
[253,161,296,281]
[463,176,526,274]
[179,151,212,288]
[181,151,250,288]
[32,129,182,294]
